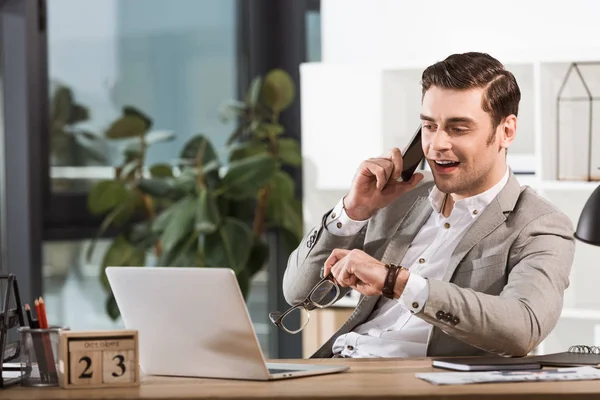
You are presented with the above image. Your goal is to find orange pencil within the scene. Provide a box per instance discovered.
[34,299,42,326]
[38,297,49,329]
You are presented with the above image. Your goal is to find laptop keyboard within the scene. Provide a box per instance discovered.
[268,368,303,374]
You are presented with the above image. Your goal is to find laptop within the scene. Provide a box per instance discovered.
[105,266,349,381]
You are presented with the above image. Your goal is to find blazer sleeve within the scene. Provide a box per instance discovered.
[417,210,575,356]
[282,211,367,306]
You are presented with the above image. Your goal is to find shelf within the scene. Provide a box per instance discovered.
[538,180,599,191]
[560,308,600,320]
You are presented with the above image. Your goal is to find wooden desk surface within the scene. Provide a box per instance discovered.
[7,358,600,400]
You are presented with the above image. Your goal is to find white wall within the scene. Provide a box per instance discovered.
[321,0,600,65]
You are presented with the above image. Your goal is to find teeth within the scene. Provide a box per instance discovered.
[436,160,456,165]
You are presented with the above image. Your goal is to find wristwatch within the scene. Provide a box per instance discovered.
[382,263,407,299]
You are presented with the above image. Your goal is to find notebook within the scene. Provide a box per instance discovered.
[432,356,542,372]
[433,345,600,372]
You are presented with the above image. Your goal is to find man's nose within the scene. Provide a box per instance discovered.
[429,130,452,152]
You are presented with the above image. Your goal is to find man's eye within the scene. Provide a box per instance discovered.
[451,127,466,133]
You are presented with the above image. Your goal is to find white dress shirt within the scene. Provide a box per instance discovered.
[326,167,510,358]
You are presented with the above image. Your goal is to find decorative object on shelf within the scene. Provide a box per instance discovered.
[57,330,139,389]
[556,62,600,181]
[574,184,600,245]
[85,69,303,320]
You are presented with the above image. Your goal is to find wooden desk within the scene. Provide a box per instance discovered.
[6,358,600,400]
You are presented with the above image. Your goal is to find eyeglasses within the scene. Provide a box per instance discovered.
[269,273,340,334]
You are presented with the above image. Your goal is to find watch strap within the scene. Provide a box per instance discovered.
[382,263,406,299]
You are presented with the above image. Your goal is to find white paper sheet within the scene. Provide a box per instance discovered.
[416,366,600,385]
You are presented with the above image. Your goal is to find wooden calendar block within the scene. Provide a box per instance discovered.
[69,350,103,386]
[58,330,139,389]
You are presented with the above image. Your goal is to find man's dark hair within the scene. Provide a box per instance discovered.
[421,52,521,130]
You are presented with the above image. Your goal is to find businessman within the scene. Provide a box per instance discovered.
[283,52,575,358]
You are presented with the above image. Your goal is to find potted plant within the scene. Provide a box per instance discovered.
[86,69,302,320]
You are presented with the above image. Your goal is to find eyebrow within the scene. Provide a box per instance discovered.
[419,114,476,125]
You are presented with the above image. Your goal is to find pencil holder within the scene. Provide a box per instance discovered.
[18,326,67,387]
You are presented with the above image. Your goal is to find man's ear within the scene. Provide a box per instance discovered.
[499,115,517,150]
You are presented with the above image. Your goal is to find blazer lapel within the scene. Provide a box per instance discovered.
[442,172,523,282]
[380,196,433,265]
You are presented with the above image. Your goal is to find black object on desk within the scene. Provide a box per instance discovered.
[0,274,26,388]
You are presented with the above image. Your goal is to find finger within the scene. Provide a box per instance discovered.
[363,160,393,191]
[330,259,345,286]
[390,148,404,180]
[338,264,356,288]
[323,248,350,277]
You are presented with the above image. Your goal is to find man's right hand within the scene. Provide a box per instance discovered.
[343,148,424,221]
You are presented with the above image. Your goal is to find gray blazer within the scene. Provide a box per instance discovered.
[283,171,575,358]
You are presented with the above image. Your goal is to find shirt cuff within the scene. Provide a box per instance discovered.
[398,273,428,314]
[324,198,369,236]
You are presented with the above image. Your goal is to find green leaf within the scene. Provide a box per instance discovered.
[245,76,263,106]
[218,154,277,200]
[145,130,175,145]
[247,238,269,277]
[71,131,109,164]
[129,221,160,250]
[261,69,295,112]
[156,231,199,267]
[137,178,186,200]
[266,176,303,242]
[196,189,220,233]
[180,134,218,165]
[219,100,247,123]
[106,294,120,321]
[86,197,136,262]
[69,104,90,125]
[99,236,146,292]
[149,163,173,178]
[228,140,269,162]
[225,198,256,222]
[122,106,153,129]
[51,85,74,126]
[120,159,140,180]
[236,269,250,300]
[180,135,220,189]
[106,115,149,139]
[88,180,129,214]
[106,106,152,139]
[256,123,285,139]
[161,196,197,254]
[268,170,295,199]
[277,138,302,167]
[204,217,253,271]
[226,124,246,146]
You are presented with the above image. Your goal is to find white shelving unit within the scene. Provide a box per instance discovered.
[300,58,600,355]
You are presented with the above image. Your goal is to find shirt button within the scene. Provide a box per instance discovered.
[336,222,342,229]
[347,345,354,351]
[412,302,419,309]
[444,222,451,229]
[418,258,425,264]
[331,212,336,218]
[473,210,478,215]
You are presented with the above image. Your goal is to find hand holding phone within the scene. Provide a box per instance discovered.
[343,126,425,221]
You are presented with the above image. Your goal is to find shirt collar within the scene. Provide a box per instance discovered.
[428,166,510,218]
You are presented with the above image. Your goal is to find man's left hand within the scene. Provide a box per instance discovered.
[323,249,388,296]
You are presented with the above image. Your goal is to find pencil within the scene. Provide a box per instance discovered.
[25,304,33,327]
[38,297,48,329]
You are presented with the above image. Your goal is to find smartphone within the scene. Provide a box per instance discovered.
[400,126,425,181]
